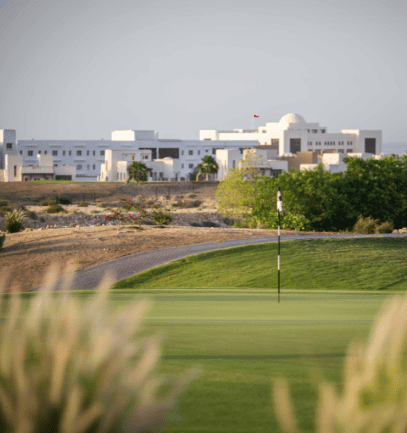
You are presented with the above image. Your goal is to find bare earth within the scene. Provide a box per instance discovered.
[0,182,342,293]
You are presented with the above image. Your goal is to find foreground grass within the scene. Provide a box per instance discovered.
[0,290,394,432]
[111,237,407,291]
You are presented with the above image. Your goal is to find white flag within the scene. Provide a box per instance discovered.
[277,190,283,212]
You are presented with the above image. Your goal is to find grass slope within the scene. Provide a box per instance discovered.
[111,237,407,291]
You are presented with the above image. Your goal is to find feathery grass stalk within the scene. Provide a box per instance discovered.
[0,263,200,433]
[273,292,407,432]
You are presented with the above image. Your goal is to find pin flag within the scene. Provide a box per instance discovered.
[277,188,282,303]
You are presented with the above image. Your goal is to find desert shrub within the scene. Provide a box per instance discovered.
[59,197,71,205]
[176,199,202,208]
[151,209,174,226]
[190,222,201,227]
[40,198,57,206]
[0,234,5,251]
[78,201,88,207]
[46,204,64,214]
[201,221,220,228]
[186,193,197,198]
[0,264,199,433]
[96,203,104,208]
[26,210,37,220]
[0,207,13,217]
[233,220,249,228]
[375,220,394,233]
[152,204,161,209]
[222,217,236,226]
[26,197,40,203]
[352,215,381,234]
[5,209,25,233]
[0,201,7,206]
[176,195,184,198]
[90,210,101,214]
[273,292,407,433]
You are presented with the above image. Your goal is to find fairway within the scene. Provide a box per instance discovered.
[107,290,394,433]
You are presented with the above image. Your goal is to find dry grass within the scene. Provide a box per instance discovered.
[273,292,407,433]
[0,263,200,433]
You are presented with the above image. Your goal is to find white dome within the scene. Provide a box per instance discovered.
[279,113,306,124]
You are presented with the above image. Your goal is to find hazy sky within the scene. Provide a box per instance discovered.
[0,0,406,144]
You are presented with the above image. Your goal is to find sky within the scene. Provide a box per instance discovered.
[0,0,406,149]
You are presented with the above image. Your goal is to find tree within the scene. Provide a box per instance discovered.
[197,155,219,181]
[187,165,199,181]
[127,161,148,183]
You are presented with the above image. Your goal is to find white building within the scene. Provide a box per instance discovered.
[0,114,384,182]
[0,154,76,182]
[200,113,382,156]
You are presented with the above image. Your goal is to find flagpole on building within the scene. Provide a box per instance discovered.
[277,187,283,303]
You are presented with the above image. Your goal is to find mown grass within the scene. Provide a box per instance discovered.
[0,290,394,433]
[110,237,407,291]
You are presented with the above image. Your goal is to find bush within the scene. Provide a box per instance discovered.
[0,201,7,206]
[90,210,101,214]
[352,215,381,234]
[190,222,201,227]
[0,233,5,251]
[46,204,64,214]
[40,198,57,206]
[201,221,220,228]
[78,201,88,207]
[0,207,12,217]
[59,197,71,205]
[26,211,37,220]
[186,193,197,198]
[375,220,394,233]
[233,220,249,228]
[0,263,199,433]
[151,209,174,226]
[176,199,202,208]
[5,209,25,233]
[96,203,104,208]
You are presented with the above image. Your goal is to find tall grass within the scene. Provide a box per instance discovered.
[0,263,199,433]
[273,291,407,432]
[5,209,25,233]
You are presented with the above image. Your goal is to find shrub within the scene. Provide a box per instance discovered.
[5,209,25,233]
[40,198,57,206]
[78,201,88,207]
[201,221,220,228]
[190,222,201,227]
[0,207,12,217]
[273,292,407,433]
[46,204,64,214]
[352,215,381,234]
[0,233,5,251]
[176,199,202,208]
[96,203,104,208]
[0,263,199,433]
[0,201,7,206]
[375,220,394,233]
[186,193,197,198]
[26,210,37,220]
[151,209,174,226]
[233,220,249,228]
[59,197,71,205]
[90,210,101,214]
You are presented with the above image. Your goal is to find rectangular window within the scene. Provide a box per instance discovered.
[212,149,216,155]
[76,150,82,156]
[117,173,119,180]
[100,150,105,156]
[198,150,200,155]
[312,129,318,133]
[93,164,95,170]
[13,166,17,177]
[188,164,193,169]
[28,151,33,156]
[181,150,184,155]
[63,150,66,156]
[38,150,41,154]
[77,165,82,170]
[20,150,22,155]
[182,164,184,169]
[93,150,95,156]
[205,149,209,153]
[87,165,90,170]
[189,150,193,155]
[53,150,58,156]
[6,143,12,149]
[321,129,326,133]
[69,150,71,156]
[44,150,47,154]
[87,150,90,156]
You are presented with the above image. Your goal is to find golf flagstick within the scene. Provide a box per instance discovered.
[277,187,283,303]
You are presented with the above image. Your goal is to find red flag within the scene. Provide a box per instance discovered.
[253,114,259,118]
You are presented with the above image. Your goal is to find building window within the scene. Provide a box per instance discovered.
[28,151,33,156]
[189,150,193,155]
[117,173,119,180]
[6,143,12,149]
[321,129,326,133]
[198,150,200,155]
[87,150,90,156]
[76,150,82,156]
[312,129,318,133]
[77,165,82,170]
[13,166,17,177]
[69,150,71,156]
[205,149,209,153]
[212,149,216,155]
[93,150,95,156]
[38,150,41,154]
[20,150,23,155]
[100,150,105,156]
[182,164,184,169]
[44,151,47,154]
[181,150,184,155]
[54,164,58,167]
[188,164,193,169]
[93,164,95,169]
[87,165,90,170]
[53,150,58,156]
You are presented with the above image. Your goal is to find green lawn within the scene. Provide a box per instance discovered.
[1,237,406,432]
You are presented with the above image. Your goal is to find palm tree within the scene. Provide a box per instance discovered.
[127,161,148,183]
[197,155,219,181]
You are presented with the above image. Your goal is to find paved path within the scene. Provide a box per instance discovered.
[26,232,407,292]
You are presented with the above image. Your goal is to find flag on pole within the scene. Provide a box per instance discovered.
[277,187,282,303]
[277,189,283,212]
[253,114,259,118]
